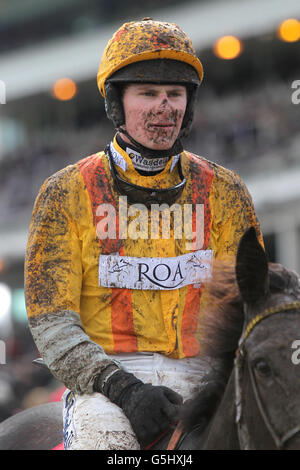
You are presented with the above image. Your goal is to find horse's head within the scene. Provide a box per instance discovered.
[235,227,300,449]
[181,227,300,449]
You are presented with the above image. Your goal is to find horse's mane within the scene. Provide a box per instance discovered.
[197,260,300,361]
[181,259,300,431]
[197,260,242,361]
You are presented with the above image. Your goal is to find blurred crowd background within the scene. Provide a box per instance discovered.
[0,0,300,424]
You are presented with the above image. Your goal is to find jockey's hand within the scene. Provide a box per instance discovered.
[96,369,183,448]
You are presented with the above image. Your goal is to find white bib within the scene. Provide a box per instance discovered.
[99,250,213,290]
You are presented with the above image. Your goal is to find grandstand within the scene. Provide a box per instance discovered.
[0,0,300,418]
[1,0,300,290]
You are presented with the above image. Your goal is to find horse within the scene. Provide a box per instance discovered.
[178,226,300,450]
[0,227,299,450]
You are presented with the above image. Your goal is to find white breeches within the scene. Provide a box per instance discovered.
[62,352,212,450]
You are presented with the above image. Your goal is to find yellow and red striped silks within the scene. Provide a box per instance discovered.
[25,137,262,359]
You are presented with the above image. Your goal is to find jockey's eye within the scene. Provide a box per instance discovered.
[168,90,185,97]
[252,359,272,378]
[142,90,156,97]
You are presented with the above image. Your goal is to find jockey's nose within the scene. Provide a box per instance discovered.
[156,94,171,113]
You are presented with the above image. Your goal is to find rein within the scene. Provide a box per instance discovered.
[234,300,300,450]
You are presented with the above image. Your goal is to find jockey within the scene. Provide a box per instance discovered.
[25,18,263,450]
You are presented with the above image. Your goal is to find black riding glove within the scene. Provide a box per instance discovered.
[94,368,183,448]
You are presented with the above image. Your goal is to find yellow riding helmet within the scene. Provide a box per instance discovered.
[97,18,204,97]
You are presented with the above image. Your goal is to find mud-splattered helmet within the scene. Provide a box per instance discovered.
[97,18,203,138]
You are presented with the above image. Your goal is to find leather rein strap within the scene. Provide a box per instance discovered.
[166,421,184,450]
[143,422,184,450]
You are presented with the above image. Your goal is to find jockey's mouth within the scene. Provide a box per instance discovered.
[147,122,176,132]
[149,123,175,127]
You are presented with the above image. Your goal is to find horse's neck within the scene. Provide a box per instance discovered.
[203,372,240,450]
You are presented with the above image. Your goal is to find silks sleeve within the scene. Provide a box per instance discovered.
[25,166,121,394]
[210,169,264,260]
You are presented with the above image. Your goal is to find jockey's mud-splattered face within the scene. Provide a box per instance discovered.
[121,83,187,150]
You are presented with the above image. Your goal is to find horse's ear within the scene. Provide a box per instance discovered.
[235,227,269,304]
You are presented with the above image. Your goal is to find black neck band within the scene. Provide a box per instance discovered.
[116,128,183,159]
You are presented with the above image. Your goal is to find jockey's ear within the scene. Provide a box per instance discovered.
[235,227,269,305]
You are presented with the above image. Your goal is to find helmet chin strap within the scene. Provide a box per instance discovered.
[116,127,183,159]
